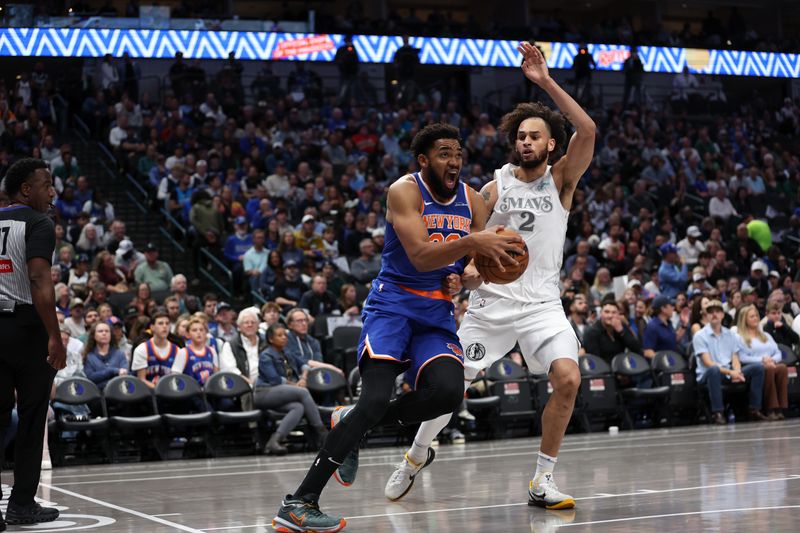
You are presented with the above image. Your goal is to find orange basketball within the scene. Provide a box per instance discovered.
[473,228,529,284]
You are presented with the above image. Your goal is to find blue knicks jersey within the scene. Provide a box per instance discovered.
[377,173,473,291]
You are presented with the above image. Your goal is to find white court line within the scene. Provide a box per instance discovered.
[40,483,205,533]
[559,504,800,527]
[195,474,800,530]
[153,513,184,517]
[345,474,800,520]
[52,422,793,481]
[52,434,800,486]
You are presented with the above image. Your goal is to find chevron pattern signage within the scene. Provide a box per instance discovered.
[0,28,797,78]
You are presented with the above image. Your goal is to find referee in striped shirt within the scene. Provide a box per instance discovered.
[0,158,65,530]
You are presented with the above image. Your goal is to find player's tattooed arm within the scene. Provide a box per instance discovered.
[478,180,498,213]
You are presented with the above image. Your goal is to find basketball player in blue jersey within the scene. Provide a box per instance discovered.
[272,123,523,533]
[385,42,596,511]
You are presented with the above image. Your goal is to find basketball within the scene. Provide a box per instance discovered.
[474,228,529,284]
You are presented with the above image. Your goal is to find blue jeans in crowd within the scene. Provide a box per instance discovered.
[698,364,765,413]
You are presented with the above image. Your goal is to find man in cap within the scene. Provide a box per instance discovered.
[133,243,173,292]
[270,260,307,315]
[693,299,766,424]
[676,226,705,268]
[743,260,769,299]
[294,214,324,259]
[63,298,86,338]
[643,295,688,359]
[657,243,688,299]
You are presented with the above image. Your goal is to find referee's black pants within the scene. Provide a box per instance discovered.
[0,306,56,505]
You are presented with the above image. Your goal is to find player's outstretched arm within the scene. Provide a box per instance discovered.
[387,177,522,272]
[518,42,596,191]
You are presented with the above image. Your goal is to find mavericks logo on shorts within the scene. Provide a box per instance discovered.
[465,343,485,361]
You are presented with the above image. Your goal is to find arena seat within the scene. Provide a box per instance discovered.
[575,354,622,432]
[484,359,536,436]
[204,372,263,456]
[104,376,164,462]
[50,377,110,465]
[611,353,670,429]
[306,367,351,418]
[652,351,699,424]
[155,374,214,458]
[331,326,362,375]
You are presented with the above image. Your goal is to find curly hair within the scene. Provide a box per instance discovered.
[498,102,567,162]
[410,122,461,157]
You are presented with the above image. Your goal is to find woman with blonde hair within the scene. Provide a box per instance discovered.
[735,304,789,420]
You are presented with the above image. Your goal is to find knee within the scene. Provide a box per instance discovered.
[353,396,390,427]
[429,381,465,414]
[706,365,722,380]
[552,364,581,397]
[751,365,765,378]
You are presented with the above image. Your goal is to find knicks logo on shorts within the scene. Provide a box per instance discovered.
[446,343,464,358]
[0,259,12,273]
[465,343,486,361]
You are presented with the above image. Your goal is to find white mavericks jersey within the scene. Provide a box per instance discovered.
[472,163,569,303]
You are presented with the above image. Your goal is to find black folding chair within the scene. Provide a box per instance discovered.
[484,359,536,436]
[778,344,800,410]
[611,353,670,429]
[204,372,263,456]
[155,374,214,458]
[575,354,622,432]
[104,376,164,462]
[652,350,699,424]
[50,378,110,465]
[330,326,362,376]
[306,367,350,417]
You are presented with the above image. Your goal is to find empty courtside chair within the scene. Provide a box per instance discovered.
[485,359,536,435]
[575,354,621,432]
[652,350,699,424]
[50,377,110,465]
[331,326,362,375]
[204,372,263,456]
[306,367,351,417]
[155,374,214,458]
[778,344,800,409]
[611,353,670,429]
[104,375,164,462]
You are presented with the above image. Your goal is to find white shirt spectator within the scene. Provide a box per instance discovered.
[264,172,290,198]
[109,125,128,148]
[219,337,260,384]
[708,196,738,220]
[793,314,800,338]
[676,237,705,266]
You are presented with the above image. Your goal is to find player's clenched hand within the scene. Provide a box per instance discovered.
[442,273,463,296]
[47,335,67,370]
[471,225,523,272]
[461,263,483,288]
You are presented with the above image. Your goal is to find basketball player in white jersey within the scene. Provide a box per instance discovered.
[385,42,596,509]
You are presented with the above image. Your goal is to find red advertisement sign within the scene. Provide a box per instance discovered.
[272,35,336,59]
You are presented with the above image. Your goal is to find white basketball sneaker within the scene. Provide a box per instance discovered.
[528,473,575,510]
[384,448,435,501]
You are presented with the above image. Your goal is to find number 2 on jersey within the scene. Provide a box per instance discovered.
[519,211,535,232]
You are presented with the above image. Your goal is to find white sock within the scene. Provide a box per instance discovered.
[408,413,450,464]
[408,380,472,464]
[534,451,557,480]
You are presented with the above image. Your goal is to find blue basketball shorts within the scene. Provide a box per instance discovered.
[357,280,464,389]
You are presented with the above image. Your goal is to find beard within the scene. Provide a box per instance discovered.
[427,165,459,200]
[515,148,549,169]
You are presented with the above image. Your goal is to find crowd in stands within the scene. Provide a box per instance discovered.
[3,39,800,464]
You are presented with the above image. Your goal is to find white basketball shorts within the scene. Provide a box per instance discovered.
[459,295,580,380]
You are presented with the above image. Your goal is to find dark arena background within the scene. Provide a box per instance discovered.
[1,0,800,531]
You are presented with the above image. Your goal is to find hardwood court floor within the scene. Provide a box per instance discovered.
[3,420,800,532]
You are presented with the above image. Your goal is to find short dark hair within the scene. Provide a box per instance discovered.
[266,323,286,343]
[2,158,48,198]
[498,102,567,161]
[151,307,170,322]
[410,123,461,158]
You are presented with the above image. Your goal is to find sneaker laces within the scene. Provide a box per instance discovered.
[534,473,558,492]
[389,457,418,483]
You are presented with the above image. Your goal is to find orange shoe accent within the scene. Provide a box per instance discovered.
[546,498,576,510]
